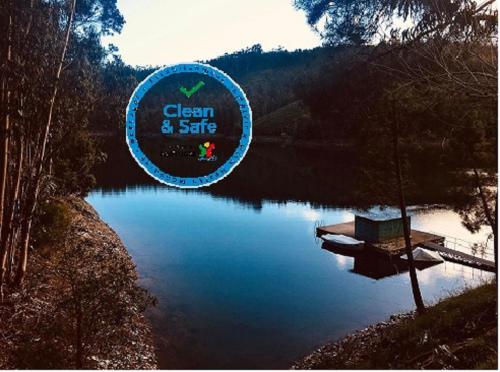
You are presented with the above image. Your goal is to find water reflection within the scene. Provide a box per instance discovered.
[322,241,448,280]
[93,138,458,209]
[86,139,494,368]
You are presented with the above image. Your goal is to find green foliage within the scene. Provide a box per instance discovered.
[294,0,497,45]
[52,129,104,196]
[254,101,315,138]
[0,0,126,199]
[308,283,497,369]
[367,283,498,369]
[452,170,497,235]
[128,45,342,127]
[32,199,73,249]
[75,0,124,35]
[89,56,139,135]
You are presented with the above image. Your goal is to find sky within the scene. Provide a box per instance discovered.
[103,0,322,67]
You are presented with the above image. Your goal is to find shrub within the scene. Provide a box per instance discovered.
[33,199,73,249]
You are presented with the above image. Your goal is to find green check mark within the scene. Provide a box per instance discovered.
[179,81,205,98]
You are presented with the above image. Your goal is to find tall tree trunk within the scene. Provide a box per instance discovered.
[473,168,497,280]
[15,0,77,285]
[0,11,12,231]
[75,298,83,369]
[391,101,426,315]
[495,197,498,281]
[0,11,13,297]
[5,135,24,279]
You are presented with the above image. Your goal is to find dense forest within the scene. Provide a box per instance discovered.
[92,42,497,154]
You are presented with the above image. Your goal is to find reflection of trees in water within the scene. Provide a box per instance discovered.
[92,139,459,210]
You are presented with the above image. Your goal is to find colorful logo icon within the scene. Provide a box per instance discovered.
[199,142,216,161]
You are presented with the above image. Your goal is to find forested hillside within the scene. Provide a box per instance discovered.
[92,44,340,140]
[94,42,496,158]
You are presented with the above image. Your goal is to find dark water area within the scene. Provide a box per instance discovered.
[93,137,458,208]
[87,138,493,369]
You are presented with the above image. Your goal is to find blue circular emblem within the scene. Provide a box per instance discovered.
[125,62,252,188]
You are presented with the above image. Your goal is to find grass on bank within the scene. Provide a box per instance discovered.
[369,283,498,369]
[307,283,497,369]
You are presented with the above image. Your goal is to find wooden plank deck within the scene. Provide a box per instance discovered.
[317,221,444,256]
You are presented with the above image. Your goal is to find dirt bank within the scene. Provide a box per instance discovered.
[0,197,157,369]
[292,284,497,369]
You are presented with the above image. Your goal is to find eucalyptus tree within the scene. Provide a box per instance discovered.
[0,0,124,291]
[295,0,496,45]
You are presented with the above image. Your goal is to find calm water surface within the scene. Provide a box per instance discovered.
[86,183,493,369]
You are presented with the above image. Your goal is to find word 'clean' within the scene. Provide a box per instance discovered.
[162,104,217,135]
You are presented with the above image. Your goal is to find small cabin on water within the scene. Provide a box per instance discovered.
[317,214,443,256]
[354,215,410,243]
[317,213,496,272]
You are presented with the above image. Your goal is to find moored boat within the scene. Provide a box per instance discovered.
[320,234,365,251]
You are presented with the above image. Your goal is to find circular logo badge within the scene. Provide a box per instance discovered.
[125,62,252,188]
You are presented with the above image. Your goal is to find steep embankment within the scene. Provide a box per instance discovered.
[0,197,157,369]
[293,284,497,369]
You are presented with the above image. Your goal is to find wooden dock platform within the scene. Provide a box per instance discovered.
[317,221,496,272]
[317,221,444,256]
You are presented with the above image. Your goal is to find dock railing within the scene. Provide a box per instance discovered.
[428,231,495,262]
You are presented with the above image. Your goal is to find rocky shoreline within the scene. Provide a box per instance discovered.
[292,283,497,369]
[68,197,158,369]
[292,313,415,369]
[0,197,158,369]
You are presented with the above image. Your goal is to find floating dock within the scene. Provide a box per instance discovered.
[317,221,444,256]
[317,221,496,273]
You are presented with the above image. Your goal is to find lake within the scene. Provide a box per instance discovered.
[86,141,493,369]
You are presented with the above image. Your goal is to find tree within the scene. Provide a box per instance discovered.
[294,0,497,312]
[445,109,497,274]
[0,0,125,292]
[389,38,498,276]
[295,0,496,46]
